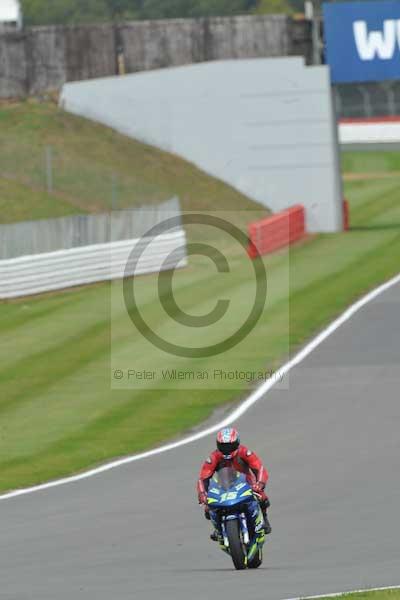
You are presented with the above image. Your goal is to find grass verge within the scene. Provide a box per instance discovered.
[312,590,400,600]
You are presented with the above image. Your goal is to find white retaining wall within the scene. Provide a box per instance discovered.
[0,230,187,299]
[60,58,344,233]
[339,120,400,145]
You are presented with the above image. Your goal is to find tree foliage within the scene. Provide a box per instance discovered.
[21,0,137,25]
[21,0,296,26]
[253,0,293,14]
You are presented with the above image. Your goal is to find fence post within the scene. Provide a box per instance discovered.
[111,174,118,210]
[381,82,396,116]
[357,86,372,118]
[111,174,118,243]
[45,146,53,194]
[333,87,342,119]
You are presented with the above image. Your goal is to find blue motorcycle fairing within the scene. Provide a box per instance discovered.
[207,471,253,509]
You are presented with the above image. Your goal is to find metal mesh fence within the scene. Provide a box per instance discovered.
[0,134,173,213]
[0,197,181,259]
[334,81,400,119]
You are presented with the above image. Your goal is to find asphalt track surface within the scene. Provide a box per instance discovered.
[2,282,400,600]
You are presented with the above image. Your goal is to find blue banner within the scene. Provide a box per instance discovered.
[323,1,400,83]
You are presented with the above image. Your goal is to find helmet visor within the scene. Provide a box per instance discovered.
[217,440,239,456]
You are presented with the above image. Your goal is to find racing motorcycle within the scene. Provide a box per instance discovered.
[207,466,266,570]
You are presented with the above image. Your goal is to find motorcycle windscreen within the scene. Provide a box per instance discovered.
[213,466,244,491]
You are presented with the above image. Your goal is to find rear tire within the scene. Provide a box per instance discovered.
[225,519,246,570]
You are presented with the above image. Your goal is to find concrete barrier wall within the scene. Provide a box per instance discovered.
[0,16,311,98]
[0,198,181,259]
[0,25,117,97]
[61,58,344,232]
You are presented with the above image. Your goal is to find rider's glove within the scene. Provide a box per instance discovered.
[252,481,265,494]
[198,491,208,505]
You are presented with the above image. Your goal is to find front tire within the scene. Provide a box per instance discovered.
[225,519,246,570]
[248,548,262,569]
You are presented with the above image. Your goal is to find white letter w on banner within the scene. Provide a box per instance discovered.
[353,19,397,60]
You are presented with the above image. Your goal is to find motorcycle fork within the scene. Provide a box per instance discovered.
[239,512,250,545]
[221,520,229,547]
[221,514,249,547]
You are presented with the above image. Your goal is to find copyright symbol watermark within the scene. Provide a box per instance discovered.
[122,213,268,358]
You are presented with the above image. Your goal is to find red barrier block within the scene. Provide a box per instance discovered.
[248,204,305,258]
[343,199,350,231]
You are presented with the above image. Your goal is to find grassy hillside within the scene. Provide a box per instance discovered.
[1,101,400,493]
[0,100,261,224]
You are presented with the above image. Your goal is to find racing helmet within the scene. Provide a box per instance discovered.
[216,427,240,459]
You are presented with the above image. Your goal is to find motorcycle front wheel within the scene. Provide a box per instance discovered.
[225,519,246,570]
[248,548,262,569]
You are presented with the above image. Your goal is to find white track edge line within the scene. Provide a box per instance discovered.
[1,272,400,502]
[283,584,400,600]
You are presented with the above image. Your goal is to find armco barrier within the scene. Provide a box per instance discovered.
[0,230,187,299]
[248,205,305,258]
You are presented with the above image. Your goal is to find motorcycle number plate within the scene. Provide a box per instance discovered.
[220,492,238,501]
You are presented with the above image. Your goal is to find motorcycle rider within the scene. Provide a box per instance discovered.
[197,427,271,541]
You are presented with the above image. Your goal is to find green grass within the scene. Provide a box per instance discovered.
[1,103,400,493]
[341,150,400,174]
[313,590,400,600]
[0,177,79,223]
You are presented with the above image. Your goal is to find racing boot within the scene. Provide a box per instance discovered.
[263,511,272,535]
[207,509,221,542]
[261,498,272,534]
[210,530,219,542]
